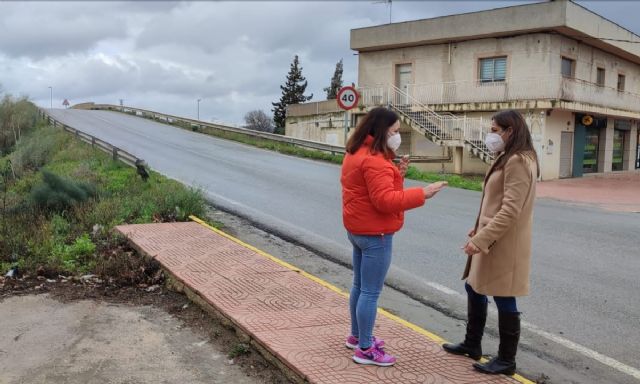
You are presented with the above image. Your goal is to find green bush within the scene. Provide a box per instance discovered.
[30,170,96,213]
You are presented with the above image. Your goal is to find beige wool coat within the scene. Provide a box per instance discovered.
[463,153,537,297]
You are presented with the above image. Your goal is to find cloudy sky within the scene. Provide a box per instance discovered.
[0,1,638,125]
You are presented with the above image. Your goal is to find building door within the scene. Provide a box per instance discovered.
[395,63,412,105]
[612,129,625,171]
[573,114,605,177]
[583,126,600,174]
[559,131,573,178]
[636,129,640,169]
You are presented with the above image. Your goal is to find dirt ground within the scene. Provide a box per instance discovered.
[0,277,291,384]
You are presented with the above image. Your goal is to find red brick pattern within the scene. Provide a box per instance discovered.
[537,173,640,212]
[116,222,520,384]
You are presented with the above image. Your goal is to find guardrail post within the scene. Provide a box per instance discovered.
[112,147,118,161]
[91,137,96,147]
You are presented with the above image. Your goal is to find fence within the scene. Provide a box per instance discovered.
[39,109,143,168]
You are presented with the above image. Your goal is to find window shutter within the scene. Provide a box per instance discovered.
[494,58,507,81]
[480,59,494,81]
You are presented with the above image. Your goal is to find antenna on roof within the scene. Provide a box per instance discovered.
[372,0,392,24]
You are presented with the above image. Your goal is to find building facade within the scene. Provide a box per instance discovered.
[287,0,640,179]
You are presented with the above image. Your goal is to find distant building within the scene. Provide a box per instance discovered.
[287,0,640,179]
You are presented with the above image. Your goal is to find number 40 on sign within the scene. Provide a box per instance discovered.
[337,86,360,111]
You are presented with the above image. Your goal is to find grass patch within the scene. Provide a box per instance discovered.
[0,114,207,279]
[405,167,484,191]
[191,125,345,165]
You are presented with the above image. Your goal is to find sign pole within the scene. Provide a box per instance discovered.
[344,111,348,146]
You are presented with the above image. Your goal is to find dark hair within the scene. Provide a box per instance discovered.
[345,107,398,158]
[488,110,540,178]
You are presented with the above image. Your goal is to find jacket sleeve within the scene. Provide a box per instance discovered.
[470,155,532,254]
[362,157,425,214]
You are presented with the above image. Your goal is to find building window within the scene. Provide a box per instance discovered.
[479,57,507,83]
[596,67,605,86]
[561,57,575,78]
[617,74,626,92]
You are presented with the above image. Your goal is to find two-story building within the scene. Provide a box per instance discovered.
[286,0,640,180]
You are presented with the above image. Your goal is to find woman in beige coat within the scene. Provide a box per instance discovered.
[443,110,538,376]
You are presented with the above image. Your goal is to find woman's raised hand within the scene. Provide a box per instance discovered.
[423,181,448,199]
[397,155,410,177]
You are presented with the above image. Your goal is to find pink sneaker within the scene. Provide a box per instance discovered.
[352,345,396,367]
[345,335,385,350]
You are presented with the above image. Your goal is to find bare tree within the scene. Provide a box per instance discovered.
[244,110,274,133]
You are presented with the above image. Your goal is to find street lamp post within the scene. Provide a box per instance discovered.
[197,99,201,121]
[48,86,52,109]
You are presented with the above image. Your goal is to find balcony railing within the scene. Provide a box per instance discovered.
[402,76,640,113]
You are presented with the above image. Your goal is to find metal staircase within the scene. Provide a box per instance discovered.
[359,85,495,164]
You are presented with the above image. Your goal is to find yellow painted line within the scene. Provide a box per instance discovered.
[189,215,534,384]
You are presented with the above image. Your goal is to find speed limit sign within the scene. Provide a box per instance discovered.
[336,86,360,110]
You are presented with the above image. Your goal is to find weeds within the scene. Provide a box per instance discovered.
[0,108,206,277]
[228,343,251,358]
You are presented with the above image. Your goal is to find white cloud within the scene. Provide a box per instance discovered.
[0,0,637,125]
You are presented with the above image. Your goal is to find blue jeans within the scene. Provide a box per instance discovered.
[465,283,518,313]
[348,232,393,350]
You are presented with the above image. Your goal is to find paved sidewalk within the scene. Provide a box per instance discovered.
[537,173,640,213]
[116,220,528,384]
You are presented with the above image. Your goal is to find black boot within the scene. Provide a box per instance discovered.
[474,311,520,375]
[443,298,487,360]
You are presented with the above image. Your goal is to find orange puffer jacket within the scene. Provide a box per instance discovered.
[341,136,425,235]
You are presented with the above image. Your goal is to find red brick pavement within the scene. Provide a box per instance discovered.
[116,221,526,384]
[537,173,640,213]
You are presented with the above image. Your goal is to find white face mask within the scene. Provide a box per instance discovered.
[485,132,505,152]
[387,132,401,152]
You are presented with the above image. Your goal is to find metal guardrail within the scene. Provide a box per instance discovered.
[90,104,445,163]
[48,103,448,164]
[88,104,348,156]
[39,108,143,168]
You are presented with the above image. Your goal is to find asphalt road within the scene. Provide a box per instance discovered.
[46,109,640,382]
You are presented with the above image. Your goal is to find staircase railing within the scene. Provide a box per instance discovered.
[359,85,495,162]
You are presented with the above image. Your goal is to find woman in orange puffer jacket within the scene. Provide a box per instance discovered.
[341,107,447,366]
